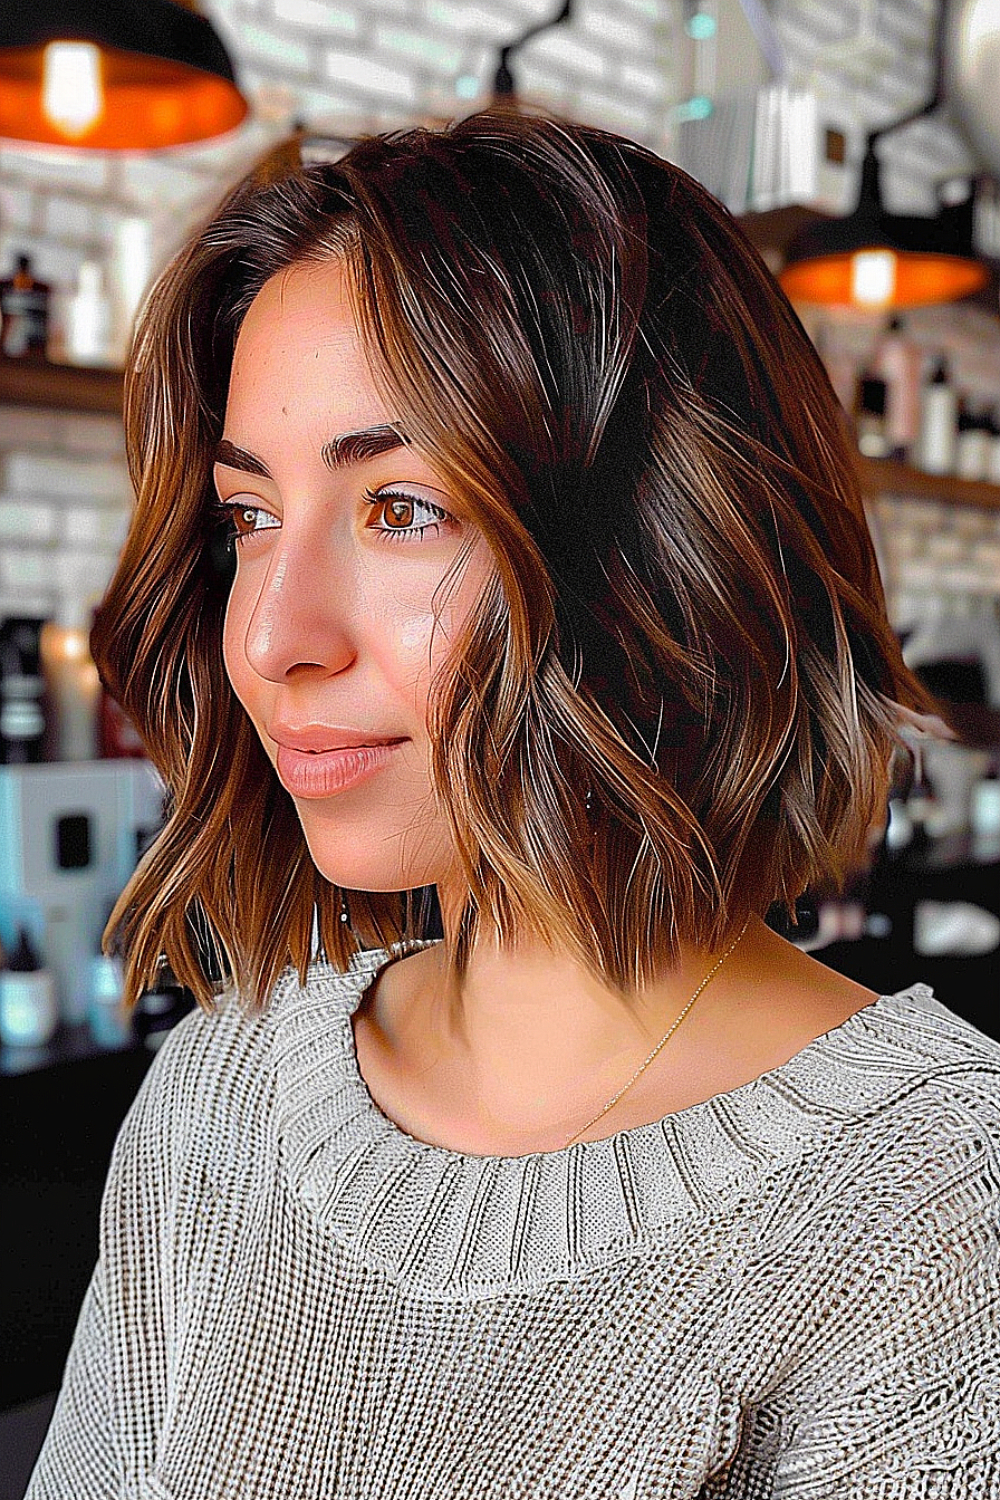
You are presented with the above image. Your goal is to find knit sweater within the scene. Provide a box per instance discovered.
[26,939,1000,1499]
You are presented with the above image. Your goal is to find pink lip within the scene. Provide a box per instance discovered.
[275,740,404,798]
[269,723,406,753]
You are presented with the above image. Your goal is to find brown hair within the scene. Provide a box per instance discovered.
[91,107,937,1016]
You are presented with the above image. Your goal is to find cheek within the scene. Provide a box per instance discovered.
[398,555,496,707]
[393,593,478,686]
[378,607,441,722]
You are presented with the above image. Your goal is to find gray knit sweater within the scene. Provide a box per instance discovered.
[26,940,1000,1498]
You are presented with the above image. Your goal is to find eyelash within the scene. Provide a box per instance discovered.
[211,488,454,548]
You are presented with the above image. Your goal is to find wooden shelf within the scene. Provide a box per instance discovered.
[0,354,123,413]
[857,456,1000,511]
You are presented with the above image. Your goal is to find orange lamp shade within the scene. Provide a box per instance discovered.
[779,248,989,309]
[0,41,248,149]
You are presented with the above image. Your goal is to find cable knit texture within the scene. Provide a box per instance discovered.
[26,939,1000,1498]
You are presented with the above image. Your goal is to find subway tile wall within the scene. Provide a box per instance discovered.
[0,0,998,628]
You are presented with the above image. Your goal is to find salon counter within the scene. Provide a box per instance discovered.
[2,1001,194,1410]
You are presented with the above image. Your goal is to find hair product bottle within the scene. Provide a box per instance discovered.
[855,373,889,457]
[971,757,1000,860]
[39,598,101,762]
[956,401,993,482]
[0,925,59,1048]
[872,315,922,460]
[989,409,1000,485]
[0,617,47,764]
[905,761,938,855]
[60,261,114,367]
[88,902,130,1048]
[917,356,958,475]
[0,253,51,361]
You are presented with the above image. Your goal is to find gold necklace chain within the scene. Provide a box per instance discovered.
[561,918,751,1149]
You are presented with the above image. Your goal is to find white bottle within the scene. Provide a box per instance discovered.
[65,261,113,367]
[0,925,59,1048]
[917,357,958,476]
[107,216,152,365]
[956,402,992,482]
[88,950,130,1048]
[971,765,1000,860]
[988,409,1000,486]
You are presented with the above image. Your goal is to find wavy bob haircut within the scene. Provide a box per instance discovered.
[91,108,938,1017]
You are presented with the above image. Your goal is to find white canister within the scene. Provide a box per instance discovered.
[956,405,993,482]
[988,413,1000,486]
[0,926,59,1047]
[971,773,1000,860]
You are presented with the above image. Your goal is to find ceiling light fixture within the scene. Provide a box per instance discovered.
[779,0,989,308]
[491,0,573,105]
[0,0,249,151]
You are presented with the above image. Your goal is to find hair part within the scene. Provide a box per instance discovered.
[90,109,939,1019]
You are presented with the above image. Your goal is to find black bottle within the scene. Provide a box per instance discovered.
[0,617,47,764]
[0,253,51,360]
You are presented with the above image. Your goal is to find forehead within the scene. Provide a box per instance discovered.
[234,259,360,360]
[227,259,384,430]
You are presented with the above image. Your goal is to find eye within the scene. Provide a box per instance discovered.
[363,487,455,543]
[212,498,279,548]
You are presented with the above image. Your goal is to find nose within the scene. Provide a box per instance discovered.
[238,531,356,684]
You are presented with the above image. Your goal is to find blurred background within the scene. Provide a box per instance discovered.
[1,2,999,1490]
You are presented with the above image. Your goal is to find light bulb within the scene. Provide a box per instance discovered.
[42,42,104,140]
[851,249,897,307]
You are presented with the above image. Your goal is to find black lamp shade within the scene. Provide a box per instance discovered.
[779,147,989,307]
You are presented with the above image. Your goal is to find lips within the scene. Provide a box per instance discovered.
[274,738,405,799]
[269,724,408,753]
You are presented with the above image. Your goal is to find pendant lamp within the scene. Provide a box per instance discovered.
[0,0,249,151]
[778,0,989,309]
[491,0,573,104]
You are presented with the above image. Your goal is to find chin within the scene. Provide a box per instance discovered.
[298,822,451,896]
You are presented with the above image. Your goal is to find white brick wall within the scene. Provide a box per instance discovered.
[0,0,998,632]
[0,0,984,300]
[874,495,1000,613]
[0,409,130,619]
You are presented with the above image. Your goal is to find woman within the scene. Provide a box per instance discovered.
[29,110,999,1497]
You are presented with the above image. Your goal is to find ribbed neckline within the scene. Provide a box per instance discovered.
[270,939,951,1297]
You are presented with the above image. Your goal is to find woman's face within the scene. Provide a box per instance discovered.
[219,258,493,893]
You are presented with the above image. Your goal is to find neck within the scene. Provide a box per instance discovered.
[386,898,761,1144]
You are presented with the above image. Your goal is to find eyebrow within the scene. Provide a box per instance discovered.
[213,424,409,477]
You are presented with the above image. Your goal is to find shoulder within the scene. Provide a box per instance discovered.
[106,970,290,1202]
[740,992,1000,1412]
[741,984,1000,1267]
[834,981,999,1162]
[109,951,384,1177]
[864,981,1000,1125]
[766,984,1000,1276]
[798,979,1000,1119]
